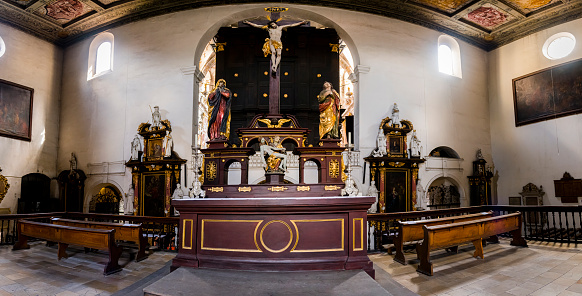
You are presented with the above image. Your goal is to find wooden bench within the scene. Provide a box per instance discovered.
[393,211,494,264]
[51,217,148,262]
[416,212,527,276]
[12,220,123,275]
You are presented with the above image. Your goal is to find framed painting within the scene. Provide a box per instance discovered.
[141,173,166,217]
[0,79,33,141]
[383,170,408,212]
[388,136,402,154]
[148,138,163,160]
[513,58,582,126]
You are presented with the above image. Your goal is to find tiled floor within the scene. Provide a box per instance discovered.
[0,241,174,296]
[1,239,582,295]
[369,238,582,295]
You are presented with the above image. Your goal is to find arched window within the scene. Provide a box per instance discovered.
[543,32,576,60]
[0,36,5,58]
[438,35,462,78]
[87,32,114,80]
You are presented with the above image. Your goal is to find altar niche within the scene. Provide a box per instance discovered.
[214,24,340,146]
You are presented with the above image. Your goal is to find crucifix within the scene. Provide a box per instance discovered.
[243,8,307,115]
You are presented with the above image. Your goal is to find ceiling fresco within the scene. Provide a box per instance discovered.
[0,0,581,50]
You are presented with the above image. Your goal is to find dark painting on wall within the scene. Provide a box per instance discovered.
[513,58,582,126]
[142,173,165,217]
[384,170,408,212]
[0,79,33,141]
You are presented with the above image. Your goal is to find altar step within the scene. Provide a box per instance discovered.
[143,267,400,296]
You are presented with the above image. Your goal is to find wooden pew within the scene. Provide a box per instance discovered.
[12,220,123,275]
[50,217,148,262]
[394,211,494,264]
[416,212,527,276]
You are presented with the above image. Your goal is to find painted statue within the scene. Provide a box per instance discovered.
[244,19,307,75]
[207,79,232,141]
[259,136,287,172]
[318,81,341,139]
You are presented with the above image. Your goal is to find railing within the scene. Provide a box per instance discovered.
[0,212,179,251]
[368,205,582,251]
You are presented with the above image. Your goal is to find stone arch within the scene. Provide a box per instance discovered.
[424,173,467,207]
[84,179,124,213]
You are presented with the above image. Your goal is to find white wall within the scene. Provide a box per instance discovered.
[489,18,582,205]
[0,23,62,213]
[58,4,489,203]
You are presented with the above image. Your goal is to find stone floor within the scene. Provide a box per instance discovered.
[0,241,175,296]
[369,238,582,295]
[1,239,582,295]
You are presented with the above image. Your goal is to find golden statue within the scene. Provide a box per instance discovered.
[318,81,341,139]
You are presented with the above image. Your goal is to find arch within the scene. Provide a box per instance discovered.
[226,160,242,185]
[428,146,460,158]
[424,173,467,207]
[87,32,114,80]
[84,179,123,213]
[191,6,361,145]
[437,35,462,78]
[304,159,321,184]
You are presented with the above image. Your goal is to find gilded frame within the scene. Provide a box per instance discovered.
[0,79,34,141]
[0,174,9,204]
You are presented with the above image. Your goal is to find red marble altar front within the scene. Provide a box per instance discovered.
[171,196,375,278]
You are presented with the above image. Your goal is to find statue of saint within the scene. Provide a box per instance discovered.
[416,179,426,210]
[391,103,400,127]
[131,134,141,160]
[476,148,484,160]
[372,128,387,157]
[367,181,380,213]
[163,131,173,158]
[207,79,232,141]
[244,19,307,75]
[318,82,341,139]
[69,152,77,171]
[409,130,421,157]
[151,106,161,129]
[124,185,134,215]
[259,136,287,172]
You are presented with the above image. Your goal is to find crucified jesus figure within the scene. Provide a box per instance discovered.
[244,19,307,75]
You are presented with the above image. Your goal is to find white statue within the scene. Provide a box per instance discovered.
[69,152,77,171]
[409,130,421,157]
[259,136,287,171]
[372,128,387,157]
[190,179,206,198]
[391,103,400,127]
[124,185,134,215]
[163,131,173,158]
[131,134,141,160]
[367,180,379,213]
[151,106,161,129]
[416,180,426,210]
[476,148,484,160]
[171,183,187,216]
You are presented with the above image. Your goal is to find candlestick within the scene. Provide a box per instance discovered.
[348,132,351,145]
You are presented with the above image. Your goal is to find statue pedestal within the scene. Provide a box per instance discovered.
[265,172,285,184]
[171,196,375,278]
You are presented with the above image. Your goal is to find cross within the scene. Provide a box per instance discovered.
[242,8,308,115]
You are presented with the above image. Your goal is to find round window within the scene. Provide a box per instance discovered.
[0,36,5,58]
[543,32,576,60]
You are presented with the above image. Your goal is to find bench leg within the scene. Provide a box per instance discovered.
[135,241,148,262]
[104,245,123,275]
[12,234,30,250]
[472,239,484,259]
[510,230,528,247]
[416,241,433,276]
[393,235,406,265]
[58,243,69,260]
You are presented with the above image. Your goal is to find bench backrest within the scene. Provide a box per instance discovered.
[423,212,521,250]
[18,220,115,250]
[398,211,494,242]
[51,218,142,243]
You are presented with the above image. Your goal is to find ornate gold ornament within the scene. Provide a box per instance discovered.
[389,162,405,168]
[209,187,224,192]
[265,7,288,12]
[329,43,340,53]
[212,42,227,52]
[297,186,311,191]
[206,161,217,181]
[238,187,252,192]
[0,174,9,204]
[257,118,291,128]
[325,185,342,191]
[268,186,288,192]
[329,159,340,178]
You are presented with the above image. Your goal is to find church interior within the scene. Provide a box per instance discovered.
[1,0,582,295]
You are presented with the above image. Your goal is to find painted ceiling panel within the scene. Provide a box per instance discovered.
[40,0,93,23]
[410,0,472,13]
[462,3,516,30]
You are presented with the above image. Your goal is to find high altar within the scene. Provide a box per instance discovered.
[171,9,375,278]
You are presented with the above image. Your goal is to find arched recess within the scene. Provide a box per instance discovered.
[304,159,321,184]
[84,180,124,213]
[191,6,361,146]
[424,174,467,208]
[226,160,242,185]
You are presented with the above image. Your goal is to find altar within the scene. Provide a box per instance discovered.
[171,196,375,278]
